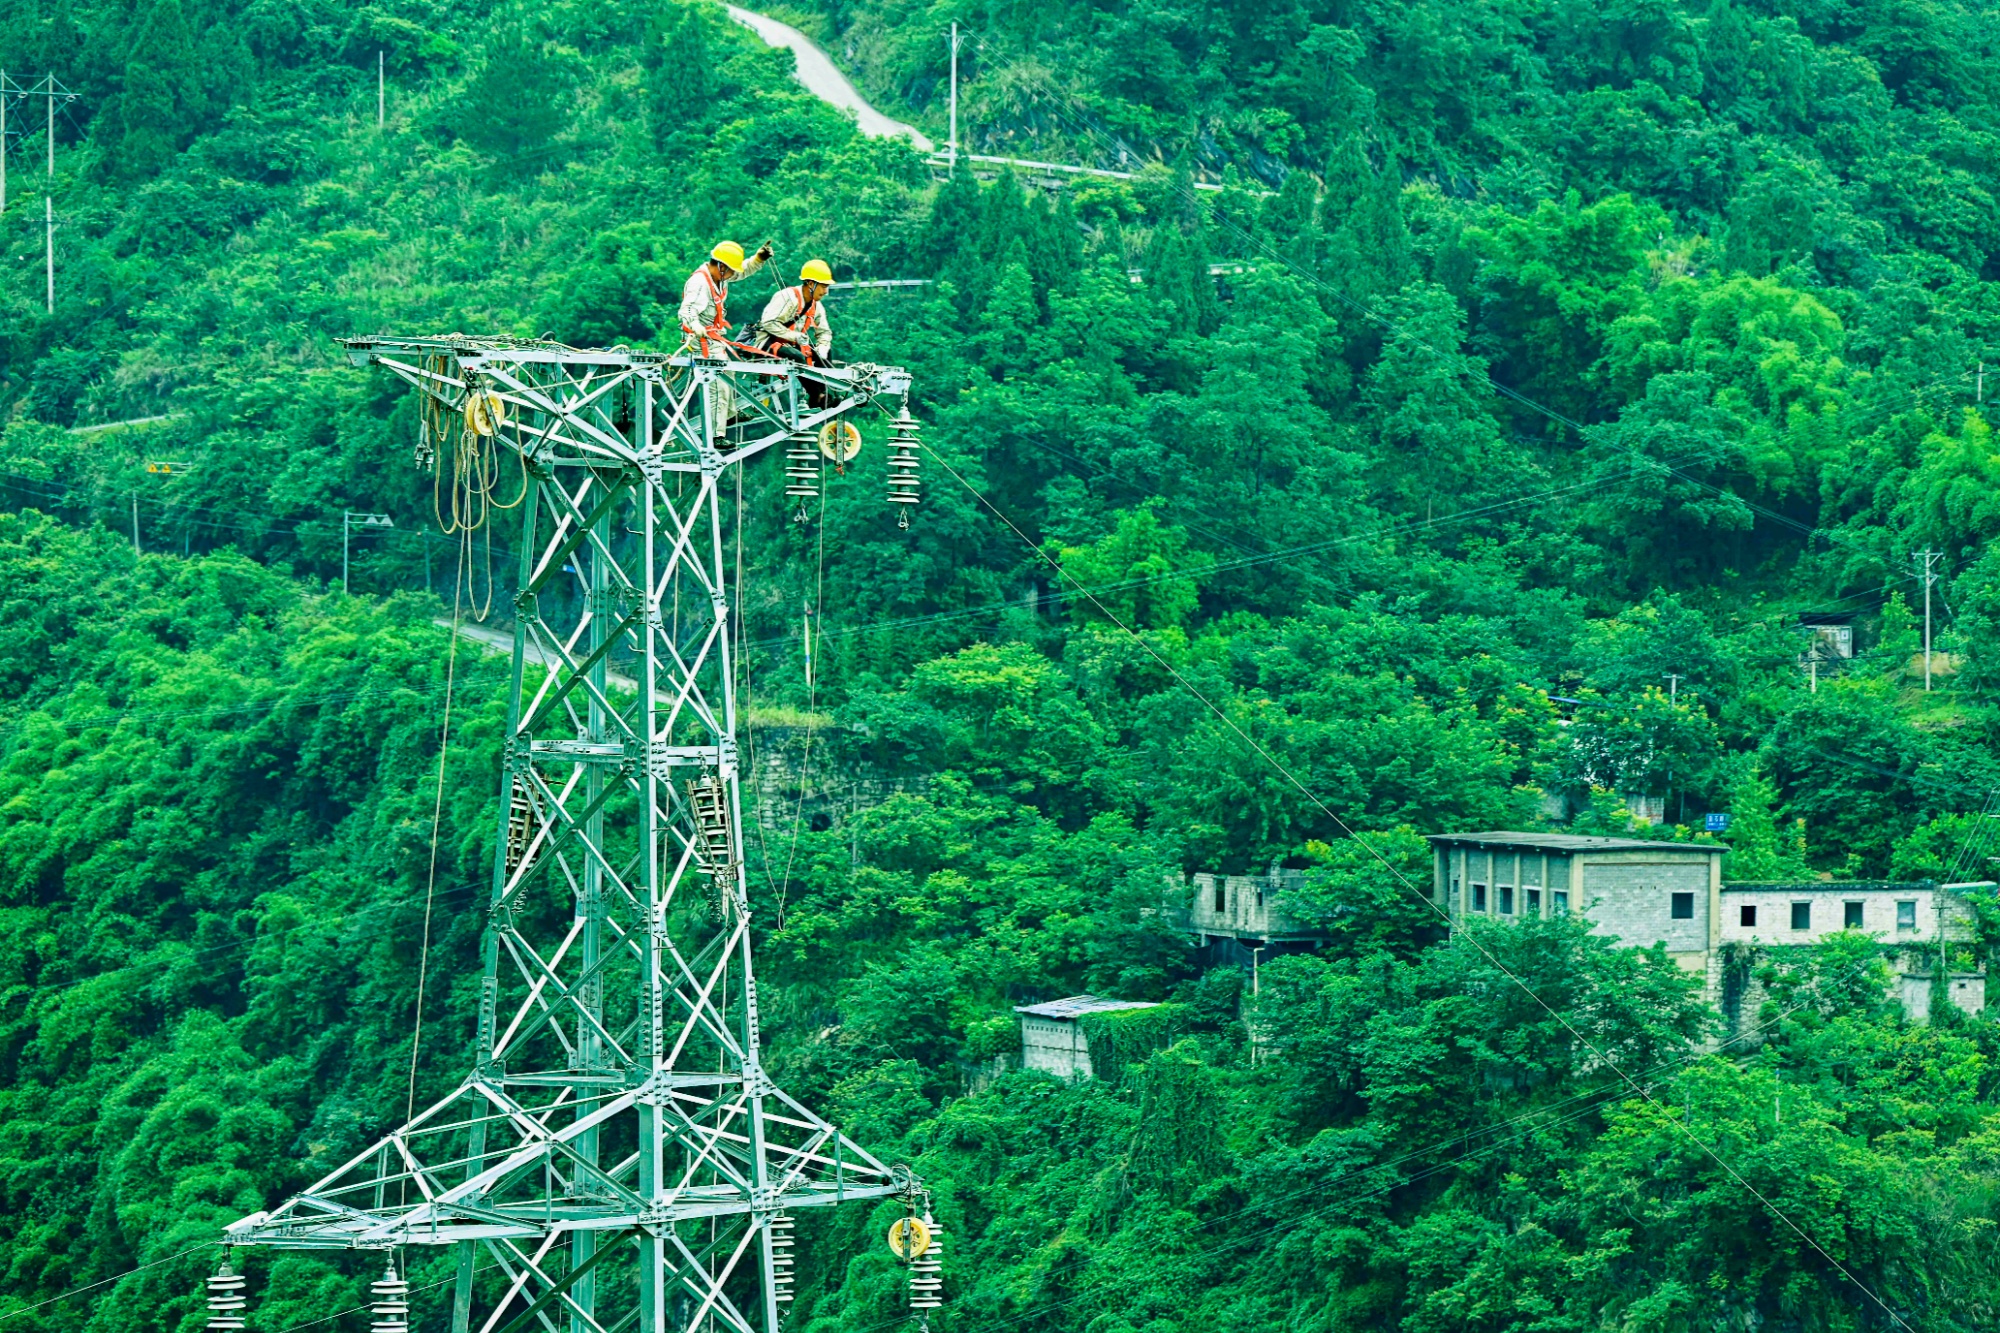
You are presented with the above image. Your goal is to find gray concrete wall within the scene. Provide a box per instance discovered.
[1900,973,1987,1023]
[1576,859,1712,952]
[1020,1015,1091,1080]
[1189,870,1312,939]
[1721,884,1947,946]
[1444,847,1577,922]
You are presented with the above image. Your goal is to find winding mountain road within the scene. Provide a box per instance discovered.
[724,6,935,153]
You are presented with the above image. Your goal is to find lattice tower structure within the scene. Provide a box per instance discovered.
[222,337,920,1333]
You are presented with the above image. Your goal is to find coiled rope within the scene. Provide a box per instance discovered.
[423,358,526,619]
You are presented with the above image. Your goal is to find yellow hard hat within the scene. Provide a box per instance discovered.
[710,240,746,272]
[799,258,834,285]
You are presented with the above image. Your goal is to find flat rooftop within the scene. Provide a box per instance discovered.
[1723,880,1933,893]
[1014,994,1160,1020]
[1427,831,1722,854]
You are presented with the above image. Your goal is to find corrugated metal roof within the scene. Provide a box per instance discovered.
[1013,994,1160,1020]
[1427,831,1722,854]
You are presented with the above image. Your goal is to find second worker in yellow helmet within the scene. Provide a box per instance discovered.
[753,259,837,407]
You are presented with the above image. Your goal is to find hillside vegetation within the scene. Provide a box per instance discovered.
[3,0,2000,1329]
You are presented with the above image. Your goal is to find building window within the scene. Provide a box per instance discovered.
[1552,891,1569,915]
[1791,901,1811,931]
[1843,901,1863,929]
[1213,882,1226,912]
[1473,883,1488,911]
[1671,892,1694,920]
[1500,885,1515,915]
[1526,888,1541,915]
[1255,882,1266,908]
[1897,900,1917,930]
[1450,877,1460,907]
[1740,905,1757,927]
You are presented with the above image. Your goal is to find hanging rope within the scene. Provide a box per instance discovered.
[745,470,785,903]
[775,485,828,927]
[401,542,465,1196]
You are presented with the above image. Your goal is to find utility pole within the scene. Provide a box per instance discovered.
[343,510,394,593]
[2,69,10,215]
[378,51,385,129]
[22,74,78,314]
[947,23,958,172]
[143,461,193,558]
[1663,673,1682,704]
[1917,549,1943,690]
[131,493,141,555]
[43,75,51,312]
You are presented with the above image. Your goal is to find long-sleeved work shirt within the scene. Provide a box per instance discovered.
[677,253,769,352]
[753,286,833,360]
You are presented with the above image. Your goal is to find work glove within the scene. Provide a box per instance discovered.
[754,241,774,263]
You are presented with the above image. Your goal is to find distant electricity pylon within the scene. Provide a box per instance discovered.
[218,336,928,1333]
[1916,548,1943,690]
[0,71,79,311]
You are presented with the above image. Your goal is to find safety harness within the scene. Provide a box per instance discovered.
[682,265,730,356]
[762,286,825,363]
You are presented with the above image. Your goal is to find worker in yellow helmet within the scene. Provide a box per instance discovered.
[678,239,771,448]
[678,239,773,357]
[754,259,837,407]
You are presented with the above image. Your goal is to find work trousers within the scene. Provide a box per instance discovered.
[766,341,830,410]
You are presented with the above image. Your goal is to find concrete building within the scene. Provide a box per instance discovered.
[1183,867,1332,966]
[1722,879,1986,1026]
[1427,831,1988,1031]
[1015,995,1159,1080]
[1429,831,1723,965]
[1722,880,1952,946]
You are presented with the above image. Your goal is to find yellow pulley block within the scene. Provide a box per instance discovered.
[886,1216,931,1261]
[818,420,862,462]
[464,391,508,438]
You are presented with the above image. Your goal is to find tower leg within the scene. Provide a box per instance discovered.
[451,1241,478,1333]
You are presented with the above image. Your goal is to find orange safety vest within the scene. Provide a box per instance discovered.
[784,286,824,334]
[763,286,824,358]
[683,266,729,354]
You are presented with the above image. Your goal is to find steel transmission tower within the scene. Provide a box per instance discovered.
[221,336,924,1333]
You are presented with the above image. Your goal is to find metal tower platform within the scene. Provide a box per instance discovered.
[222,338,920,1333]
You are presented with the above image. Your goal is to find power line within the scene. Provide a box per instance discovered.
[916,437,1918,1330]
[0,1244,209,1324]
[843,883,1948,1333]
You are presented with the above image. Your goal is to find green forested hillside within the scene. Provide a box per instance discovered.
[3,0,2000,1329]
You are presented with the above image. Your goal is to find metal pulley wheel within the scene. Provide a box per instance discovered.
[464,391,508,437]
[818,420,862,461]
[886,1216,932,1260]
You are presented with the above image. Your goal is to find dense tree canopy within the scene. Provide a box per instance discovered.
[2,0,2000,1329]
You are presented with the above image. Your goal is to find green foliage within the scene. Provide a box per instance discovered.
[1077,1003,1188,1087]
[1055,505,1210,631]
[3,0,2000,1329]
[1723,765,1812,881]
[1283,828,1439,959]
